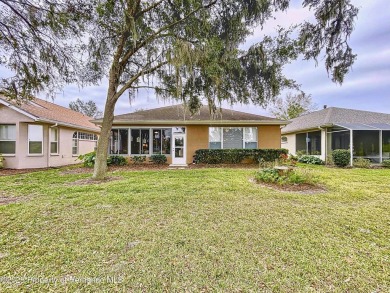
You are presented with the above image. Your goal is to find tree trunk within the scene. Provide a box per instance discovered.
[92,91,117,180]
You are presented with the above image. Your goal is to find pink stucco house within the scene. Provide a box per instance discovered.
[0,96,100,169]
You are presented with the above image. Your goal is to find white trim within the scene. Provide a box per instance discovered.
[350,130,353,166]
[380,130,383,163]
[27,124,43,155]
[0,98,38,120]
[50,127,59,155]
[171,129,187,166]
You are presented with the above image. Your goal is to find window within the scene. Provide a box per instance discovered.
[130,129,150,154]
[78,132,98,140]
[0,124,16,154]
[296,131,321,155]
[209,127,258,149]
[152,129,171,154]
[109,129,128,154]
[50,128,59,154]
[209,127,222,149]
[28,125,43,155]
[244,127,258,149]
[72,132,78,155]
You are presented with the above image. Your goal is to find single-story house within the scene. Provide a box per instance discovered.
[281,106,390,164]
[92,104,288,166]
[0,96,100,169]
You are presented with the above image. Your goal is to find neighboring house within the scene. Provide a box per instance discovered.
[92,104,288,166]
[0,96,100,169]
[281,107,390,164]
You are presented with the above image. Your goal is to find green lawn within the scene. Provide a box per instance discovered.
[0,165,389,292]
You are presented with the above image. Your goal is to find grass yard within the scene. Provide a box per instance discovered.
[0,165,389,292]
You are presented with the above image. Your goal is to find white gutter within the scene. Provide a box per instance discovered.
[37,118,100,133]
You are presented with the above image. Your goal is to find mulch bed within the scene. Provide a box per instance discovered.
[251,179,327,194]
[0,167,53,176]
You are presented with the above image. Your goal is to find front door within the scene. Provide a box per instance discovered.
[172,130,186,165]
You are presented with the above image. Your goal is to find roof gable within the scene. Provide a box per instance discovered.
[282,107,390,134]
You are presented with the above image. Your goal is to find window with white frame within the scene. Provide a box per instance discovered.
[28,124,43,154]
[50,128,59,154]
[208,127,258,149]
[72,132,78,155]
[0,124,16,154]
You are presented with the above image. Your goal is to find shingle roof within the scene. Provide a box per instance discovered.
[0,96,100,132]
[94,104,286,125]
[282,107,390,134]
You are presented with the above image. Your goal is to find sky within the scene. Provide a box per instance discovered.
[2,0,390,117]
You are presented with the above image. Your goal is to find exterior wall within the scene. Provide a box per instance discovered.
[0,105,98,169]
[281,133,296,155]
[186,125,209,164]
[108,124,284,165]
[281,129,327,161]
[0,105,34,169]
[48,127,97,167]
[17,122,49,169]
[258,125,281,149]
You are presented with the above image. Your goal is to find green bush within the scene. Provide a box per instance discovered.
[382,159,390,168]
[193,149,288,164]
[255,167,316,185]
[332,149,350,167]
[107,155,127,166]
[78,152,127,167]
[150,154,167,164]
[131,156,146,164]
[0,154,4,169]
[298,155,324,165]
[353,158,371,168]
[78,151,96,167]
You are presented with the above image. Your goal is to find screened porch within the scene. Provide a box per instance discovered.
[327,123,390,164]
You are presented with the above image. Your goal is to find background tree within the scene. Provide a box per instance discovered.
[269,92,317,120]
[0,0,90,101]
[69,98,103,118]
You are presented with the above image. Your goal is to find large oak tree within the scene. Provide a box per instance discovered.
[0,0,359,179]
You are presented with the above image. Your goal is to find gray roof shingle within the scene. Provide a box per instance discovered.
[282,107,390,134]
[94,104,287,125]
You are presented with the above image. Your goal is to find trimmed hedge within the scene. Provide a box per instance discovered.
[193,148,288,164]
[150,154,167,164]
[332,149,350,167]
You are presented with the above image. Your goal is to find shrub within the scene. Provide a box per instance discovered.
[78,151,96,167]
[78,152,127,167]
[150,154,167,164]
[332,149,350,167]
[107,155,127,166]
[298,155,324,165]
[255,167,317,185]
[0,154,4,169]
[353,158,371,168]
[382,159,390,168]
[193,149,288,164]
[131,156,146,164]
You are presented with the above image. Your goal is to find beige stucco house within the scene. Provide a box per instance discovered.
[0,96,100,169]
[93,104,288,166]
